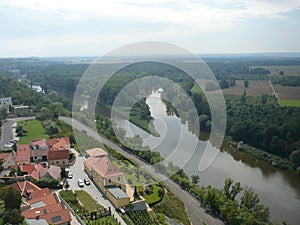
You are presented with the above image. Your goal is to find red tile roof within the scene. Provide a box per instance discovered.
[27,192,58,206]
[19,163,46,180]
[22,206,71,225]
[10,181,41,198]
[30,188,51,199]
[40,165,61,180]
[48,137,70,150]
[20,164,35,174]
[20,186,71,225]
[48,150,69,161]
[84,157,124,178]
[16,144,30,163]
[86,148,108,158]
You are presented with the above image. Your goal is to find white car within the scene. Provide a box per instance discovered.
[67,172,73,179]
[78,179,84,187]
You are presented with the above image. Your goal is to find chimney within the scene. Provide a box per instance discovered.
[35,210,40,219]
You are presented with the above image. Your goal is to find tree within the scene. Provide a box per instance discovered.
[279,70,285,76]
[4,187,22,210]
[240,188,270,223]
[61,166,66,178]
[2,209,24,224]
[134,186,139,199]
[191,174,200,184]
[244,80,249,89]
[223,178,242,201]
[290,150,300,167]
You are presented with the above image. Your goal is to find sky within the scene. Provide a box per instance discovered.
[1,0,300,57]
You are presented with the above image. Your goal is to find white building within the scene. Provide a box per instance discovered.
[0,97,12,113]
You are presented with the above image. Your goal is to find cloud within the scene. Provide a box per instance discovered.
[1,0,300,32]
[0,0,299,56]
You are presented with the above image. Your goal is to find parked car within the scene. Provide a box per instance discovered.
[84,178,90,185]
[67,172,73,179]
[78,179,84,187]
[3,142,14,149]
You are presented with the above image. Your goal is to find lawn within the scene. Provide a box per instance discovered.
[75,190,105,213]
[279,99,300,107]
[153,191,190,225]
[18,119,48,144]
[142,183,164,205]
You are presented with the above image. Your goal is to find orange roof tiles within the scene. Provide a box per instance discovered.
[20,164,35,174]
[84,157,124,178]
[48,137,70,150]
[16,144,30,162]
[27,193,57,206]
[10,181,41,198]
[86,148,108,157]
[30,188,51,199]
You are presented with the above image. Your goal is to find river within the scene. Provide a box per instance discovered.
[116,91,300,225]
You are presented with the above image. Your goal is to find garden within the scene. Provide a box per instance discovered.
[59,190,117,224]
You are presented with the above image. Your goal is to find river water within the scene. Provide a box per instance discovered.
[116,91,300,225]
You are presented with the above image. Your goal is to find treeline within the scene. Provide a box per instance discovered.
[271,76,300,86]
[225,95,300,172]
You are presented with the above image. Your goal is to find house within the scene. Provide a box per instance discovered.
[13,105,30,116]
[84,156,131,207]
[0,152,16,169]
[19,164,61,181]
[85,148,108,158]
[48,137,70,166]
[11,181,71,225]
[16,144,30,165]
[40,165,61,181]
[10,180,42,199]
[30,139,49,150]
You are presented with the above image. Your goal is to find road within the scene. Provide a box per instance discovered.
[0,117,34,148]
[66,148,127,225]
[60,116,224,225]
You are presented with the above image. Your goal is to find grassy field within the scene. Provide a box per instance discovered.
[18,119,48,144]
[274,85,300,100]
[250,65,300,77]
[75,190,105,213]
[279,99,300,107]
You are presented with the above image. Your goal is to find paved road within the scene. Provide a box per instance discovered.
[0,117,34,148]
[60,116,224,225]
[67,148,126,225]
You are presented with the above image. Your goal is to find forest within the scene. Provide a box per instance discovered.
[1,57,300,174]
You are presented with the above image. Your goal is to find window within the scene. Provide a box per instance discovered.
[108,179,111,183]
[62,161,65,164]
[118,177,120,181]
[56,161,59,164]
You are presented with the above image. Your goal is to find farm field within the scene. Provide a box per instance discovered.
[219,80,273,96]
[274,85,300,101]
[279,99,300,107]
[250,65,300,77]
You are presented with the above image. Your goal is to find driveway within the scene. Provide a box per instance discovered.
[0,117,34,148]
[60,116,224,225]
[67,148,126,225]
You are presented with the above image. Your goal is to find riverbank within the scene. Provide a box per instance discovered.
[223,137,297,174]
